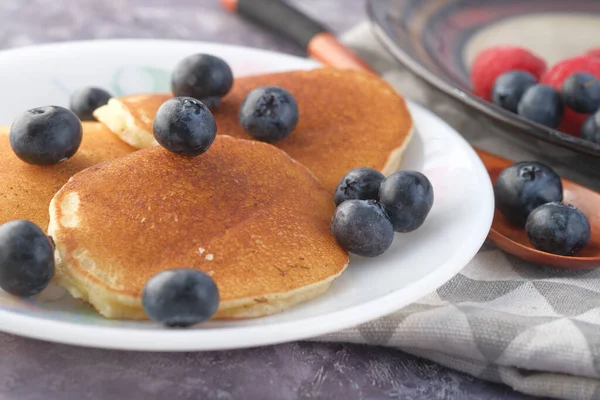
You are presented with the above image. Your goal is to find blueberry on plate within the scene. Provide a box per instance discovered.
[378,171,434,233]
[562,72,600,114]
[494,161,562,227]
[526,202,590,256]
[334,168,385,206]
[517,84,564,128]
[200,96,221,109]
[153,97,217,156]
[492,70,537,113]
[171,54,233,101]
[69,87,112,121]
[142,268,220,327]
[331,200,394,257]
[581,112,600,144]
[10,105,82,165]
[239,86,299,143]
[0,220,54,297]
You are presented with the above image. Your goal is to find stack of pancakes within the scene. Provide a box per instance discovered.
[6,67,413,320]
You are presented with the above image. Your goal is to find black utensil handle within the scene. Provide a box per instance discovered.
[238,0,327,49]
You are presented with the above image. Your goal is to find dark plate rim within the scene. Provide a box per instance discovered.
[366,0,600,158]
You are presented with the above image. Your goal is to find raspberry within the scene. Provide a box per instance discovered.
[542,56,600,135]
[541,56,600,90]
[471,46,546,101]
[585,49,600,59]
[557,108,587,137]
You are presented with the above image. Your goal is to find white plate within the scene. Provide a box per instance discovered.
[0,40,494,351]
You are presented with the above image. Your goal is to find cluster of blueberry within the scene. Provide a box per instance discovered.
[0,53,304,328]
[155,54,299,158]
[331,168,434,257]
[494,162,590,256]
[492,70,600,142]
[471,46,600,139]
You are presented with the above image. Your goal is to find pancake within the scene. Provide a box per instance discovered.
[48,135,349,320]
[94,68,413,191]
[0,122,135,229]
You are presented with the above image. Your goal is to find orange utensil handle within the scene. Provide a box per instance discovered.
[220,0,374,73]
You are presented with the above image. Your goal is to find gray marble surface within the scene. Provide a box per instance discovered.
[0,1,536,399]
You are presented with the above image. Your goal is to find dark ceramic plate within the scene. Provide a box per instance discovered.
[367,0,600,168]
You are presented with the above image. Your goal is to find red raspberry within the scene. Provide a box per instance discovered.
[556,108,588,137]
[471,46,546,101]
[542,56,600,136]
[585,48,600,59]
[541,56,600,89]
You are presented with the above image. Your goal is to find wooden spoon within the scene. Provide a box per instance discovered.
[475,149,600,269]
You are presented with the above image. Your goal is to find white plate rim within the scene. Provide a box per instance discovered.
[0,39,494,351]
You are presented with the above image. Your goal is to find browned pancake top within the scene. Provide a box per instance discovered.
[119,68,413,192]
[52,136,348,301]
[0,122,135,229]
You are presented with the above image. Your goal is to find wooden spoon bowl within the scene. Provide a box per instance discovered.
[476,149,600,269]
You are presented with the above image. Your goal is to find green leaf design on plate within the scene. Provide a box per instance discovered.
[110,66,171,96]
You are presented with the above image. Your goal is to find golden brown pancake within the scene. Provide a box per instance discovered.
[94,68,413,191]
[48,136,349,320]
[0,122,135,229]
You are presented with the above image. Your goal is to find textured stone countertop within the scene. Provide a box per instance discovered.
[0,1,537,399]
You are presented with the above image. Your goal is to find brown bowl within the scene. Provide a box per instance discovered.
[476,149,600,269]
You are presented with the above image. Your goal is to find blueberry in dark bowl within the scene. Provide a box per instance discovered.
[239,86,299,143]
[378,171,434,233]
[581,112,600,144]
[171,54,233,101]
[334,168,385,206]
[331,200,394,257]
[10,105,82,165]
[526,202,590,256]
[142,268,220,327]
[153,97,217,156]
[494,161,562,227]
[0,220,54,297]
[517,84,564,129]
[69,87,112,121]
[492,70,537,113]
[562,72,600,114]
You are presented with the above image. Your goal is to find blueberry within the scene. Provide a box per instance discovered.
[562,72,600,114]
[331,200,394,257]
[494,161,563,227]
[492,70,537,113]
[69,87,112,121]
[142,269,219,327]
[526,202,590,256]
[334,168,385,206]
[517,84,564,128]
[171,54,233,102]
[200,97,221,109]
[0,220,54,297]
[581,112,600,144]
[378,171,434,233]
[10,106,82,165]
[153,97,217,156]
[239,86,299,143]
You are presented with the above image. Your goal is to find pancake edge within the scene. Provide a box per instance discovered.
[94,98,159,150]
[381,122,414,176]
